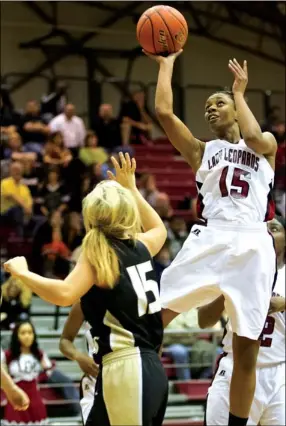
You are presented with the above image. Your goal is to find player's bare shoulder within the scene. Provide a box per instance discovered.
[262,131,277,170]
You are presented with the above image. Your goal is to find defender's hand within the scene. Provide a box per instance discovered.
[108,152,137,190]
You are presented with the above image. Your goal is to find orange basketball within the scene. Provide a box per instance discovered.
[136,5,188,56]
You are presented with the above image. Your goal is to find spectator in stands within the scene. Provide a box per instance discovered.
[163,310,197,381]
[1,321,52,425]
[20,100,49,154]
[1,162,33,237]
[139,173,159,206]
[0,278,32,330]
[22,157,44,198]
[0,92,20,139]
[62,212,84,251]
[41,81,68,122]
[35,167,70,217]
[153,240,171,281]
[119,90,153,145]
[90,162,105,187]
[92,103,122,151]
[49,104,86,155]
[154,192,173,220]
[79,130,108,166]
[3,132,36,162]
[167,216,188,259]
[69,174,92,213]
[43,132,73,167]
[31,210,64,275]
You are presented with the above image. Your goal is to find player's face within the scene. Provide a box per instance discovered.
[205,93,236,133]
[18,323,35,348]
[267,218,286,259]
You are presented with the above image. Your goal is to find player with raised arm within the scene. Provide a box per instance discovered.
[199,216,285,425]
[145,49,277,426]
[59,302,98,425]
[4,152,169,426]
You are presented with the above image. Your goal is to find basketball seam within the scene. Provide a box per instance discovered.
[146,15,157,55]
[167,8,188,35]
[156,9,176,53]
[138,16,148,42]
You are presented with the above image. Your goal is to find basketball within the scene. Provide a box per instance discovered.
[136,5,188,56]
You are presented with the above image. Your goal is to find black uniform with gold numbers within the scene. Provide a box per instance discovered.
[81,239,168,426]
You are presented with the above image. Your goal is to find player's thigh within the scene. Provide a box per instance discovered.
[260,384,285,426]
[205,379,230,425]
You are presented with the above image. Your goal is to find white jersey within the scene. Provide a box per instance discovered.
[84,322,97,358]
[223,265,285,367]
[196,139,275,223]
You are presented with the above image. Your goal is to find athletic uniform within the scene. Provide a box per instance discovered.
[79,323,97,425]
[206,265,285,425]
[161,139,276,340]
[80,239,168,426]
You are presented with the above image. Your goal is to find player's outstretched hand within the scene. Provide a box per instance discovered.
[142,49,183,66]
[4,256,29,278]
[228,58,248,95]
[7,385,30,411]
[75,352,99,379]
[108,152,137,190]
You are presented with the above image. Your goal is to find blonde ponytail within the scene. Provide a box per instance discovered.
[82,180,141,288]
[82,228,120,289]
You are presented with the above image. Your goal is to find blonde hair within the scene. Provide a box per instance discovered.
[2,277,32,308]
[82,180,141,288]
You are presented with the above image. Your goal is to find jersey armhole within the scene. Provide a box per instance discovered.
[135,238,152,259]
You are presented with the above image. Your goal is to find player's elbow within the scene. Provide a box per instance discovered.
[155,106,173,121]
[197,310,209,329]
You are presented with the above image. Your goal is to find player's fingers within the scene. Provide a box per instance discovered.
[119,152,127,170]
[125,152,131,170]
[243,60,248,75]
[107,170,116,180]
[110,156,121,172]
[131,157,136,173]
[229,60,241,75]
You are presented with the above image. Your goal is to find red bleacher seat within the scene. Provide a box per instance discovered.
[161,356,176,378]
[176,379,210,400]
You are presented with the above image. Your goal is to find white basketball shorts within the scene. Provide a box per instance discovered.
[160,220,276,340]
[206,354,285,425]
[80,375,97,425]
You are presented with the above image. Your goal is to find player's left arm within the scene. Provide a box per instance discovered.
[229,59,277,156]
[4,253,95,307]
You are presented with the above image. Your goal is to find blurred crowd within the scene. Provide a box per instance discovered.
[1,84,285,386]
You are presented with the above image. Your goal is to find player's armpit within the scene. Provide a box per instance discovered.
[156,113,205,173]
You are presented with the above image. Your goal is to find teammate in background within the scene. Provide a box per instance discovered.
[59,302,98,425]
[4,152,169,426]
[200,216,285,425]
[1,366,30,411]
[145,49,277,426]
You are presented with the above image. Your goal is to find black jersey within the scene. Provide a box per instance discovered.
[80,239,163,364]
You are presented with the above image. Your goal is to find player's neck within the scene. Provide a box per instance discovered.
[215,124,241,144]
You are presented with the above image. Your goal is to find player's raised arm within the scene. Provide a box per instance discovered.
[108,152,167,257]
[144,50,205,173]
[228,59,277,159]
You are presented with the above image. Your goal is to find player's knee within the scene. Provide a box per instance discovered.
[232,334,260,372]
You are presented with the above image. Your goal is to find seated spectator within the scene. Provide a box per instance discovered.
[153,240,171,281]
[20,100,49,154]
[31,210,63,274]
[154,192,173,220]
[1,162,33,237]
[43,132,73,167]
[0,92,20,140]
[1,321,52,425]
[62,212,84,251]
[49,104,86,155]
[139,173,159,206]
[35,167,70,217]
[90,163,104,187]
[79,130,108,166]
[3,132,36,163]
[92,103,122,151]
[0,278,32,330]
[69,174,92,213]
[167,216,188,259]
[119,90,153,145]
